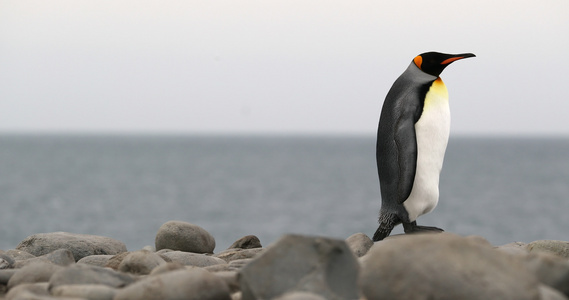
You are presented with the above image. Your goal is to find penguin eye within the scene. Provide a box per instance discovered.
[413,56,423,69]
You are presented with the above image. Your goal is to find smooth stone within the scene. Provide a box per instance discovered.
[527,240,569,259]
[0,254,15,269]
[16,232,127,262]
[213,248,264,263]
[231,292,242,300]
[229,258,252,270]
[239,234,360,300]
[160,251,226,268]
[14,248,75,268]
[360,233,540,300]
[204,263,234,272]
[77,254,114,267]
[539,284,569,300]
[227,235,262,250]
[148,262,187,276]
[273,291,328,300]
[495,241,530,256]
[117,250,167,275]
[50,284,117,300]
[3,249,36,261]
[7,262,64,289]
[0,269,17,285]
[113,268,231,300]
[214,271,240,293]
[522,252,569,296]
[104,252,131,270]
[48,263,136,289]
[5,282,50,299]
[345,233,373,257]
[155,221,216,253]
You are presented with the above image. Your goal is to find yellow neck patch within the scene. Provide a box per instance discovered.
[424,78,449,109]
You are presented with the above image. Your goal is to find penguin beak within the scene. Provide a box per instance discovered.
[440,53,476,65]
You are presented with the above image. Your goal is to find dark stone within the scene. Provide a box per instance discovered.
[227,235,262,250]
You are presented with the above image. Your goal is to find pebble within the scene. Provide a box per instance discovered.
[117,250,167,275]
[160,250,226,267]
[1,224,569,300]
[0,254,14,270]
[113,268,231,300]
[50,284,117,300]
[48,263,136,289]
[14,248,75,268]
[345,232,374,257]
[7,262,65,290]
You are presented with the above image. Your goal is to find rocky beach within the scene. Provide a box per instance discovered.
[1,220,568,300]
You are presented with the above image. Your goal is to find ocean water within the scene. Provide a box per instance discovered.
[1,134,568,252]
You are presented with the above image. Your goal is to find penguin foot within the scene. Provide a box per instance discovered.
[403,221,444,234]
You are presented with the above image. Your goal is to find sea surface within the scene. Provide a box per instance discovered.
[1,134,568,252]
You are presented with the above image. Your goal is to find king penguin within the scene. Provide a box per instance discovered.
[372,52,475,241]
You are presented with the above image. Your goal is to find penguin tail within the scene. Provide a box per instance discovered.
[372,212,399,241]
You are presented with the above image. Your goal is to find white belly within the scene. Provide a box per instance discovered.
[403,78,450,222]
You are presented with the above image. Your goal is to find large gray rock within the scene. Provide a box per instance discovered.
[155,221,216,253]
[227,235,262,250]
[7,262,64,290]
[117,250,167,275]
[113,268,231,300]
[160,251,226,267]
[360,233,541,300]
[539,284,569,300]
[527,240,569,259]
[48,263,136,289]
[345,233,373,257]
[50,284,117,300]
[239,234,360,300]
[14,248,75,268]
[16,232,127,262]
[522,252,569,297]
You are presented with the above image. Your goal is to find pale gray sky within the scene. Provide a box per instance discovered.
[1,1,568,135]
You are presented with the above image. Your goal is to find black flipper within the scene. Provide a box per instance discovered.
[372,212,401,241]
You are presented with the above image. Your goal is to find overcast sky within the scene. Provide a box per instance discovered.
[1,1,568,136]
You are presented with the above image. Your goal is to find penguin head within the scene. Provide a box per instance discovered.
[413,52,475,77]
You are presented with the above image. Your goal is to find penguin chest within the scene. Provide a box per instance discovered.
[403,78,450,222]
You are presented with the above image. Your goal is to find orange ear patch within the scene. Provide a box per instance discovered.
[440,57,464,65]
[413,55,423,69]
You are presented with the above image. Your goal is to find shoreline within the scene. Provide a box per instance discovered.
[1,221,569,299]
